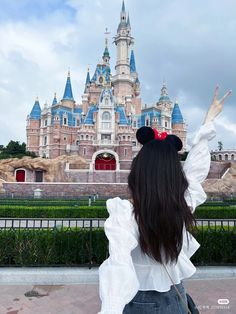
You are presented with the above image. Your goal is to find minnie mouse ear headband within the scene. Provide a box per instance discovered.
[136,126,183,152]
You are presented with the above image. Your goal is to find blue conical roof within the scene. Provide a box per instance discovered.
[30,98,41,119]
[52,93,57,105]
[130,50,136,73]
[85,70,90,85]
[172,102,184,124]
[62,71,74,101]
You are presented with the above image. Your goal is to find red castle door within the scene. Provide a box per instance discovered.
[95,153,116,170]
[16,169,25,182]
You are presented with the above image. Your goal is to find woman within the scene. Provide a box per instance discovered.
[98,87,231,314]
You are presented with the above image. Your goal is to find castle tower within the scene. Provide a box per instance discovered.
[61,70,75,109]
[156,82,172,131]
[112,1,134,104]
[172,101,186,150]
[26,97,41,155]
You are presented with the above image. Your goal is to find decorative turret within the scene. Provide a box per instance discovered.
[172,100,186,151]
[159,82,170,103]
[172,101,184,124]
[52,93,57,106]
[103,28,110,64]
[62,70,74,102]
[84,68,91,93]
[30,97,41,119]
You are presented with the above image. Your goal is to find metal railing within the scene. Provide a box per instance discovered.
[0,218,235,267]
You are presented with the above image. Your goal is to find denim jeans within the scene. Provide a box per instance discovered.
[123,281,188,314]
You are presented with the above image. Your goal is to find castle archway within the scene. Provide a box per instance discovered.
[91,150,120,171]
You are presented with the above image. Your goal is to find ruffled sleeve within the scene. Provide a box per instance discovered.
[98,197,140,314]
[183,122,216,212]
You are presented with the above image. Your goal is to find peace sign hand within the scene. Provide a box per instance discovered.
[204,86,232,124]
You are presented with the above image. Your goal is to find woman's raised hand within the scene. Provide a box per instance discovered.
[204,86,232,124]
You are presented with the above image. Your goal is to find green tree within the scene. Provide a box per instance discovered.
[0,141,36,159]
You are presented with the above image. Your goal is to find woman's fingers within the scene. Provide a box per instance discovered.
[219,90,232,104]
[213,85,220,100]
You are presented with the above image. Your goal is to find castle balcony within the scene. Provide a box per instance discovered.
[93,139,119,146]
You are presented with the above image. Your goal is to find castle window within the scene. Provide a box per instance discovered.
[44,120,47,127]
[133,120,137,128]
[102,111,111,129]
[145,116,150,126]
[76,140,80,145]
[132,141,137,146]
[231,154,234,160]
[63,117,67,125]
[124,148,127,157]
[64,137,67,141]
[44,136,47,145]
[83,148,86,155]
[123,135,126,140]
[81,135,84,140]
[219,154,222,161]
[76,119,80,126]
[86,135,89,140]
[102,111,111,120]
[165,121,168,128]
[225,154,228,160]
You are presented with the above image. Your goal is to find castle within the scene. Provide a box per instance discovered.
[26,1,186,175]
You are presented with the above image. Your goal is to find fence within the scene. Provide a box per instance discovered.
[0,218,235,267]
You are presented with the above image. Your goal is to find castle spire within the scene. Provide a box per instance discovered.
[130,49,136,73]
[127,13,131,29]
[85,68,91,85]
[159,82,171,102]
[122,0,125,13]
[52,92,57,105]
[119,0,127,27]
[103,28,110,63]
[30,97,41,119]
[62,70,74,101]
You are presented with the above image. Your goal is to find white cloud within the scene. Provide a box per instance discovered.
[0,0,235,150]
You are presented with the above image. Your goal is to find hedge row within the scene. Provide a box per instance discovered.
[0,227,235,266]
[0,205,108,218]
[0,200,107,207]
[1,205,236,219]
[194,207,236,219]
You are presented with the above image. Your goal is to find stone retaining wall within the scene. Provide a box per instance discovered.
[2,182,130,198]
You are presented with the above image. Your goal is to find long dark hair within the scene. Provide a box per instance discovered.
[128,138,195,264]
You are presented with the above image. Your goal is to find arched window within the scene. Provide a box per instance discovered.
[225,154,228,161]
[86,135,89,140]
[102,111,111,120]
[219,154,222,161]
[81,135,84,140]
[101,111,111,129]
[231,154,235,161]
[44,136,47,145]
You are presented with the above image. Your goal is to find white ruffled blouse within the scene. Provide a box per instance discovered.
[98,122,216,314]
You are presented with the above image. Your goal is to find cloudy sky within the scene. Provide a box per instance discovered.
[0,0,235,150]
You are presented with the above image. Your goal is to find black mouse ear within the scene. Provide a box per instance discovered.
[136,126,155,145]
[166,135,183,151]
